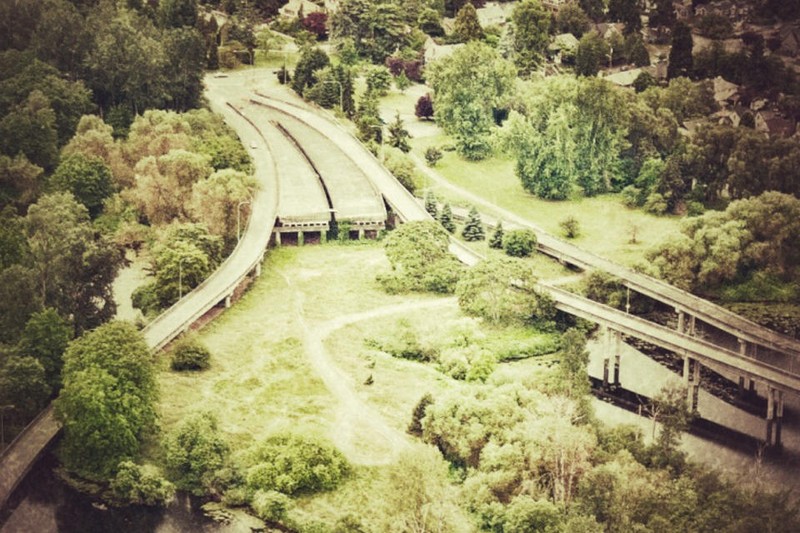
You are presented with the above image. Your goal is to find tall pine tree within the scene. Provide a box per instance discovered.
[461,205,485,241]
[440,203,456,233]
[489,220,504,249]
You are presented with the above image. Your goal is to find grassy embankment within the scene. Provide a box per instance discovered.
[155,243,558,523]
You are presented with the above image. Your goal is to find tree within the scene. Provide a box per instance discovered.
[415,93,434,120]
[427,42,515,160]
[555,329,591,401]
[0,90,59,171]
[456,256,555,324]
[302,11,328,40]
[18,308,71,390]
[162,27,206,111]
[376,446,469,532]
[424,146,442,167]
[0,154,43,213]
[158,0,198,28]
[557,3,591,38]
[511,0,551,74]
[461,206,485,241]
[453,2,483,42]
[163,411,229,495]
[365,65,392,95]
[291,47,330,96]
[489,220,504,249]
[424,190,438,218]
[386,113,411,153]
[649,382,693,466]
[649,0,676,30]
[624,34,650,67]
[418,8,444,37]
[331,0,409,62]
[50,153,114,218]
[579,0,605,21]
[608,0,642,34]
[25,192,122,333]
[503,229,537,258]
[576,31,610,76]
[0,356,51,421]
[379,221,463,294]
[0,266,41,344]
[667,22,693,79]
[439,203,456,233]
[189,168,255,245]
[560,216,581,239]
[56,321,157,481]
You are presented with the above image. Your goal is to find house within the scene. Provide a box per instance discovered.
[712,105,749,128]
[593,22,625,41]
[712,76,740,106]
[694,1,752,19]
[604,68,646,87]
[755,110,797,138]
[280,0,325,18]
[548,33,579,64]
[423,37,463,65]
[476,2,516,27]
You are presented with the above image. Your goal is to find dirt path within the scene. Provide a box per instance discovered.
[280,270,456,465]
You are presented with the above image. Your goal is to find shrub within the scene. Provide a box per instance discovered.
[415,94,434,120]
[251,490,292,522]
[131,282,160,317]
[503,229,537,257]
[559,216,580,239]
[111,461,175,506]
[461,206,485,241]
[244,435,349,495]
[170,338,211,371]
[163,412,229,496]
[365,66,392,95]
[439,203,456,233]
[465,352,496,383]
[383,148,420,193]
[424,146,442,167]
[644,192,668,215]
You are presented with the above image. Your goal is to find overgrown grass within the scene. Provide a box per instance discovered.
[410,134,682,267]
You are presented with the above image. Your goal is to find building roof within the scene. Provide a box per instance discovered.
[549,33,580,52]
[423,38,463,64]
[712,76,740,103]
[604,68,645,87]
[476,2,516,27]
[756,110,797,137]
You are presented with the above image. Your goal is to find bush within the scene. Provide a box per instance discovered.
[383,147,420,193]
[365,66,392,95]
[131,282,160,316]
[244,435,350,495]
[110,461,175,506]
[424,146,442,167]
[465,352,496,383]
[489,221,504,249]
[415,93,434,120]
[502,229,537,257]
[644,192,668,215]
[163,412,229,496]
[170,337,211,371]
[559,216,580,239]
[251,490,292,522]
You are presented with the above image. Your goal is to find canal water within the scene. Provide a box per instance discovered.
[0,454,235,533]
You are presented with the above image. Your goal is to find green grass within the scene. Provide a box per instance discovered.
[410,134,683,267]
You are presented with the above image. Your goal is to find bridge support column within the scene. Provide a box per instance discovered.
[255,259,262,278]
[603,357,610,390]
[613,330,621,387]
[738,338,748,357]
[298,232,304,246]
[766,386,775,446]
[225,294,232,308]
[691,359,701,412]
[676,310,685,333]
[274,231,282,246]
[738,376,746,398]
[321,230,327,244]
[688,315,696,336]
[775,389,784,449]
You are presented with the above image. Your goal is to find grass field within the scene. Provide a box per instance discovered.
[156,243,555,453]
[406,132,684,267]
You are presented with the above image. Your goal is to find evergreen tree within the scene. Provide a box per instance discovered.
[489,220,504,249]
[667,22,693,79]
[461,205,485,241]
[387,112,411,152]
[453,2,483,42]
[440,203,456,233]
[424,190,439,219]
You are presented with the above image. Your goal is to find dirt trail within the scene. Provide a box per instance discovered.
[280,270,456,465]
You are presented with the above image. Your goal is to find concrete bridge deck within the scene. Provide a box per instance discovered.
[251,99,386,228]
